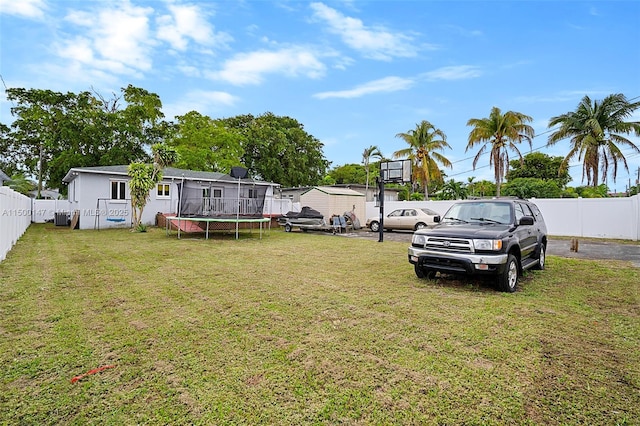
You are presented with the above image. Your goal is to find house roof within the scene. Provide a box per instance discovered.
[0,169,10,181]
[301,186,365,197]
[62,165,277,186]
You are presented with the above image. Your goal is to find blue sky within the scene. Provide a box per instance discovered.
[1,0,639,190]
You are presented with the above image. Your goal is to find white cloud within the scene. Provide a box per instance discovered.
[209,47,326,85]
[313,76,414,99]
[156,3,231,51]
[0,0,46,19]
[59,2,155,74]
[309,2,420,60]
[163,90,238,120]
[422,65,482,81]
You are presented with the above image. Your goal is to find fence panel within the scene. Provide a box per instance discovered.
[32,199,71,223]
[0,187,32,262]
[365,195,640,241]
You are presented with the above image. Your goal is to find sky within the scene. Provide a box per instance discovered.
[1,0,639,191]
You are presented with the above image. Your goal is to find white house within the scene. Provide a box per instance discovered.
[62,166,280,230]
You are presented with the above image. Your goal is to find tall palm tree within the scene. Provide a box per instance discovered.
[393,120,452,199]
[362,145,383,200]
[547,93,640,187]
[466,107,534,197]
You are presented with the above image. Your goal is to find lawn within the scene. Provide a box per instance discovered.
[1,224,638,425]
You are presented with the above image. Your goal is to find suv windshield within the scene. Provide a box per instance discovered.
[443,202,512,224]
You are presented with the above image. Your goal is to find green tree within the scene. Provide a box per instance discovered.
[439,179,468,200]
[168,111,244,173]
[466,107,534,197]
[128,144,178,229]
[574,184,609,198]
[5,88,79,197]
[3,86,166,196]
[394,120,452,199]
[220,113,330,186]
[328,163,367,184]
[362,145,383,195]
[547,93,640,187]
[474,180,497,197]
[506,152,571,188]
[3,173,36,195]
[501,178,562,198]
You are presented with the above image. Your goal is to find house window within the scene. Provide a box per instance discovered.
[248,188,258,198]
[111,181,126,200]
[157,183,170,198]
[213,188,222,198]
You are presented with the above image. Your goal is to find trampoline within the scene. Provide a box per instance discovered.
[167,167,271,239]
[165,215,270,240]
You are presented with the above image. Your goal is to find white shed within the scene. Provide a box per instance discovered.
[299,186,366,223]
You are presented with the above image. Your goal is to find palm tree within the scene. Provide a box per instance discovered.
[393,120,452,199]
[5,173,36,195]
[466,176,476,196]
[466,107,534,197]
[362,145,383,200]
[440,179,468,200]
[547,93,640,187]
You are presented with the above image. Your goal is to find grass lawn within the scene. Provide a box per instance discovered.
[1,224,638,425]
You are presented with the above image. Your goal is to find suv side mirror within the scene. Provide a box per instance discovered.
[434,216,441,223]
[519,216,534,226]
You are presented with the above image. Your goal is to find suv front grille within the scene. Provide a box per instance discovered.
[424,237,473,253]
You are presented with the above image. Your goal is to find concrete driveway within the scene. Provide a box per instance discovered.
[340,229,640,268]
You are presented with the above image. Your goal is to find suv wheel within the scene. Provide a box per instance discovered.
[414,264,436,280]
[497,254,519,292]
[533,243,546,270]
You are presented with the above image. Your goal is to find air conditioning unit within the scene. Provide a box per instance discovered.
[54,212,69,226]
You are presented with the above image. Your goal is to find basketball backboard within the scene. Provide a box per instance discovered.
[380,159,412,183]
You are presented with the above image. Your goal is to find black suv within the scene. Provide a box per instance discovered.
[408,198,547,292]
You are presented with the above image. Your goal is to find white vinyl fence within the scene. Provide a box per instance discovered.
[0,187,32,261]
[31,199,71,223]
[365,194,640,241]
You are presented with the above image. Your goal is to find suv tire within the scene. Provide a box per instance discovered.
[497,254,519,292]
[533,243,546,270]
[414,264,437,279]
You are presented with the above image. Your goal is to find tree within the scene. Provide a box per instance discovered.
[394,120,452,199]
[547,93,640,187]
[128,144,178,229]
[466,176,476,197]
[219,113,330,186]
[2,85,167,196]
[438,179,468,200]
[362,145,383,196]
[466,107,534,197]
[168,111,244,173]
[474,180,496,197]
[501,178,562,198]
[328,163,367,184]
[3,173,36,195]
[506,152,571,188]
[5,88,80,197]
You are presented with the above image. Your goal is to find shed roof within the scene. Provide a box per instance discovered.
[301,186,365,197]
[0,169,10,182]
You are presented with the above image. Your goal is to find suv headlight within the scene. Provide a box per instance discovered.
[473,239,502,251]
[412,234,427,245]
